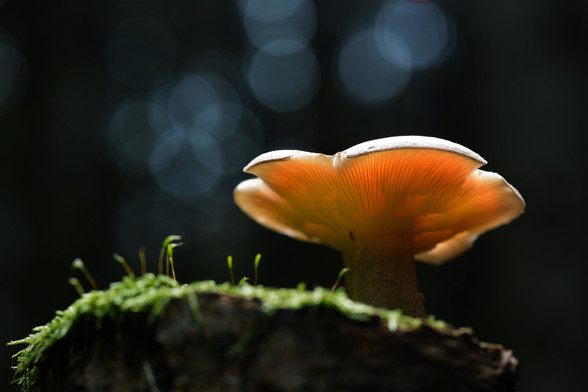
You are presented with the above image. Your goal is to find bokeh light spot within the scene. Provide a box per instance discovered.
[221,132,262,175]
[260,38,306,56]
[241,0,316,56]
[337,29,411,105]
[168,73,241,141]
[239,0,304,23]
[247,48,319,112]
[217,106,264,175]
[149,131,223,198]
[375,0,454,70]
[196,101,242,141]
[108,100,157,174]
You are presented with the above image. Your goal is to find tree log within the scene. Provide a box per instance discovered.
[33,291,518,392]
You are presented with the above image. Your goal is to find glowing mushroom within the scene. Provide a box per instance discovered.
[234,136,525,317]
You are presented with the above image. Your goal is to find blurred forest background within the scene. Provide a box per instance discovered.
[1,0,587,391]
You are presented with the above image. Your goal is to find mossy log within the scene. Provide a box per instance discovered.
[12,276,518,392]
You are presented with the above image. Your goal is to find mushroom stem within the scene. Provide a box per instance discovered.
[342,228,426,318]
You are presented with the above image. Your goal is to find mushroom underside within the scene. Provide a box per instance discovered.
[234,137,525,315]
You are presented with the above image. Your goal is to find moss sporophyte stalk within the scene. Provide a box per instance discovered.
[9,273,446,391]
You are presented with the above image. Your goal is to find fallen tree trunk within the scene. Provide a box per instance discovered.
[12,277,518,391]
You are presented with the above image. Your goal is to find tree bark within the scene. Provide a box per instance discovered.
[36,292,518,392]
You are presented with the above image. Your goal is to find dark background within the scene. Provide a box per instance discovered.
[1,1,587,391]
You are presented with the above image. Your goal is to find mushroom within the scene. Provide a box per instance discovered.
[234,136,525,317]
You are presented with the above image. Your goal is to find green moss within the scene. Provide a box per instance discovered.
[9,273,447,391]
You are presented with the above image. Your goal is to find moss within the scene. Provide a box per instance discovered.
[9,273,448,391]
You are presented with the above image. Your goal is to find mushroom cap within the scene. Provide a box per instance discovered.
[234,136,525,264]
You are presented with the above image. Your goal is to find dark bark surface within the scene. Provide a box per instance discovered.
[36,292,518,392]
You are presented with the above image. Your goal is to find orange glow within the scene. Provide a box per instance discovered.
[238,142,524,262]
